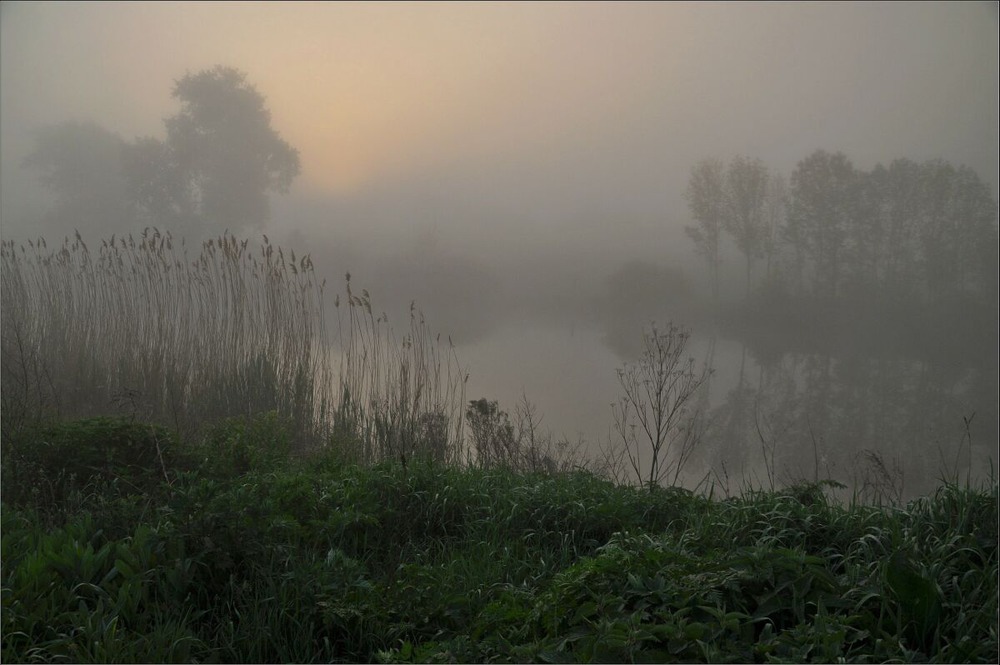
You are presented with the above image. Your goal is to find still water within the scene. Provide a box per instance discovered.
[454,319,997,500]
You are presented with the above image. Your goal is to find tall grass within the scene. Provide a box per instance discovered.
[0,230,466,460]
[1,229,331,444]
[333,273,467,465]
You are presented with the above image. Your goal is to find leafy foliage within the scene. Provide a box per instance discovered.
[22,66,300,239]
[3,419,996,663]
[1,417,180,517]
[164,65,301,233]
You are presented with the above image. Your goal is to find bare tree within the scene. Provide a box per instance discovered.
[610,323,710,489]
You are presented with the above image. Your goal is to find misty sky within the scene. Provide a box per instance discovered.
[2,2,997,261]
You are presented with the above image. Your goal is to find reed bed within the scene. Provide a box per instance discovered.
[334,274,467,465]
[0,230,466,460]
[1,230,331,444]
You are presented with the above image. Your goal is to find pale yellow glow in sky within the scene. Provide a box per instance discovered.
[1,1,997,202]
[213,3,557,193]
[235,3,688,194]
[2,2,701,194]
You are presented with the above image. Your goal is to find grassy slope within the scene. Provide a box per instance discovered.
[2,416,997,663]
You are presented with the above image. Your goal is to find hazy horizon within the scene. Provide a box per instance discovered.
[2,1,997,495]
[3,3,996,232]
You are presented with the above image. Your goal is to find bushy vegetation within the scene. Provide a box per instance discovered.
[2,230,996,662]
[2,414,996,663]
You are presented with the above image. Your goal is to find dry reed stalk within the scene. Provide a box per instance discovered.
[2,230,468,464]
[333,275,467,465]
[1,230,332,448]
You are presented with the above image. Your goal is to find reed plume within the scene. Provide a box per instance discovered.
[1,229,467,462]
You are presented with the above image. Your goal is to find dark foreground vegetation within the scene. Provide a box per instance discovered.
[2,415,996,663]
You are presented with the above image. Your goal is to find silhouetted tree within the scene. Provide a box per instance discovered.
[122,136,197,235]
[842,162,887,299]
[786,150,857,299]
[22,66,300,240]
[760,172,788,285]
[164,66,301,233]
[914,160,998,301]
[22,121,131,234]
[819,156,997,304]
[724,155,770,296]
[685,156,774,298]
[879,159,925,298]
[684,158,726,299]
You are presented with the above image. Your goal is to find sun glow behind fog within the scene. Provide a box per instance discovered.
[5,2,995,206]
[178,2,698,197]
[2,1,549,195]
[203,3,560,195]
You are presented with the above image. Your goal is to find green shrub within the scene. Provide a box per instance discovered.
[2,436,995,664]
[1,510,207,663]
[195,410,294,478]
[1,417,181,514]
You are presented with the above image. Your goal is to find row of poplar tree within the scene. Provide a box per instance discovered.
[684,150,998,305]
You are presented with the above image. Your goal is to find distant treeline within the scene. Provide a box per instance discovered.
[686,150,997,304]
[684,150,998,362]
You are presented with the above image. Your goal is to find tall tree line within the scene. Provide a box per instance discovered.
[686,150,997,493]
[685,150,998,307]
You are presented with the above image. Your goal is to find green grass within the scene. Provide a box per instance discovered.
[2,415,997,663]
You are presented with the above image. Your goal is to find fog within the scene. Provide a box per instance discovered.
[2,2,997,497]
